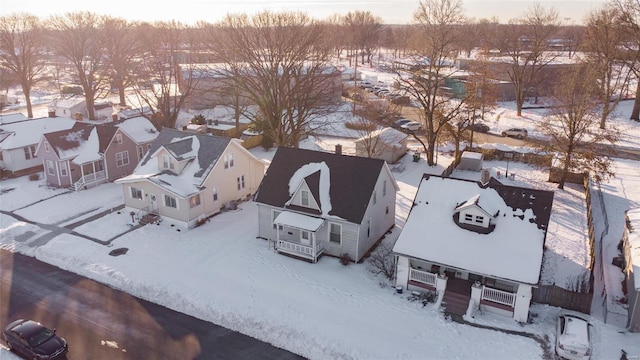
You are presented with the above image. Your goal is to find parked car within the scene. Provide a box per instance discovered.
[501,128,528,139]
[401,121,423,132]
[392,118,411,129]
[3,319,68,360]
[468,122,490,133]
[555,310,592,360]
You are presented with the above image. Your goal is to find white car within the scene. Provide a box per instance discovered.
[501,128,528,139]
[401,121,423,132]
[555,310,593,360]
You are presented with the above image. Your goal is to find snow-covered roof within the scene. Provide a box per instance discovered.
[627,209,640,290]
[356,127,408,148]
[116,128,235,197]
[393,175,554,285]
[0,113,28,125]
[461,151,483,160]
[115,116,158,144]
[274,211,324,232]
[50,96,86,109]
[0,117,76,150]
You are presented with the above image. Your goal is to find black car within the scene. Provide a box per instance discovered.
[3,319,68,360]
[468,122,490,133]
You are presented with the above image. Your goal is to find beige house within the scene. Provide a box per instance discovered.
[116,128,265,228]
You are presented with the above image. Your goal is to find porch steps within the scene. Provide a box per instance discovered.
[441,291,470,318]
[139,212,161,225]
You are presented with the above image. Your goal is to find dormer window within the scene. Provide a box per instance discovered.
[115,133,123,144]
[301,189,310,206]
[454,194,496,233]
[162,154,175,170]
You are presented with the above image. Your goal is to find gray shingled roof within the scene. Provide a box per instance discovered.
[139,128,232,180]
[254,147,386,224]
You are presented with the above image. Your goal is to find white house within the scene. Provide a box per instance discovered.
[0,116,76,176]
[254,147,398,263]
[393,174,554,323]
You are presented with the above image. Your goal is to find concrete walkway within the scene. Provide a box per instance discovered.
[1,204,144,247]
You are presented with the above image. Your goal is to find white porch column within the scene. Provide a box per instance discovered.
[312,232,317,263]
[513,284,533,323]
[465,281,483,320]
[434,273,448,308]
[395,256,410,288]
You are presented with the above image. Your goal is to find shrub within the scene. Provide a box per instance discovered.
[366,240,396,280]
[28,173,39,181]
[190,114,206,125]
[345,121,376,132]
[339,253,353,266]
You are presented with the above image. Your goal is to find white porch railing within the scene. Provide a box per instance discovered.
[409,268,437,287]
[481,286,516,307]
[73,170,107,191]
[276,239,324,262]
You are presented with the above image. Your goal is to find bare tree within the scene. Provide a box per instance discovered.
[342,11,383,65]
[0,13,48,118]
[102,16,143,106]
[537,64,618,189]
[611,0,640,121]
[49,12,110,120]
[584,8,632,129]
[489,5,560,116]
[203,11,341,147]
[394,0,467,166]
[133,21,197,129]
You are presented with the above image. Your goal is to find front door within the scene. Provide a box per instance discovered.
[149,193,157,212]
[300,230,311,245]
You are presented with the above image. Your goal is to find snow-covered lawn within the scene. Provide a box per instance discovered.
[1,144,639,359]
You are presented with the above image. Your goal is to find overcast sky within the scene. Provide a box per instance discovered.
[1,0,606,25]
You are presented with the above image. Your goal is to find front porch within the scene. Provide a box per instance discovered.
[400,260,528,322]
[72,160,107,191]
[276,239,325,263]
[273,211,325,263]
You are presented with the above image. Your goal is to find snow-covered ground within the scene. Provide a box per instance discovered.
[2,63,640,359]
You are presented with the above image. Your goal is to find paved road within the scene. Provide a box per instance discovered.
[0,249,305,360]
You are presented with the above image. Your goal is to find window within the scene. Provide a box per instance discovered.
[372,189,377,205]
[224,153,234,169]
[44,142,50,152]
[464,214,473,222]
[386,206,389,215]
[383,180,387,196]
[46,160,55,175]
[237,175,245,190]
[164,194,177,208]
[189,194,201,208]
[130,186,143,200]
[116,151,129,167]
[301,189,310,206]
[475,215,484,224]
[301,230,310,242]
[329,223,342,244]
[212,187,218,202]
[272,210,281,229]
[367,218,371,238]
[60,165,67,177]
[24,145,36,160]
[115,133,123,144]
[0,151,3,161]
[137,146,144,161]
[162,154,174,170]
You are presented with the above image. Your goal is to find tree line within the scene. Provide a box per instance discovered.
[2,0,640,187]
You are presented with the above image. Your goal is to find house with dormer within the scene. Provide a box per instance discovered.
[393,175,554,323]
[116,128,265,228]
[253,147,398,263]
[37,116,158,190]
